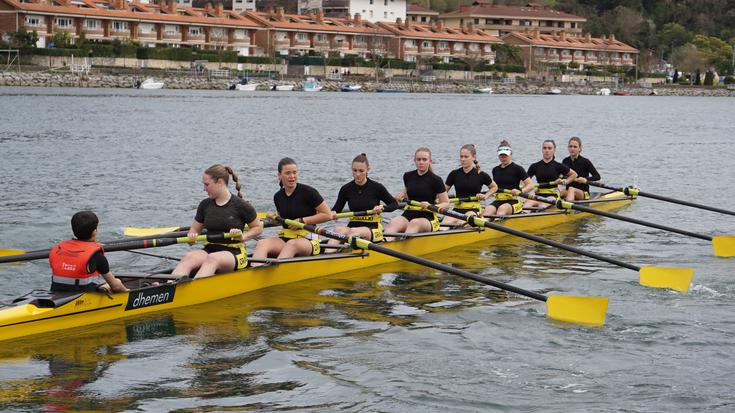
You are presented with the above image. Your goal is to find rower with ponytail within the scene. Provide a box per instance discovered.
[172,164,262,279]
[484,140,535,216]
[443,144,497,225]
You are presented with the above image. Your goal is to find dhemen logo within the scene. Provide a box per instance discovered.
[125,284,176,311]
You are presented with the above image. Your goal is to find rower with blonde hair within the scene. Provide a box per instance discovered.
[443,144,497,226]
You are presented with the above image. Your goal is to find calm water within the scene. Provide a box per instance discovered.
[0,87,734,412]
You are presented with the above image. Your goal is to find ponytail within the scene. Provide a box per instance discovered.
[204,164,243,198]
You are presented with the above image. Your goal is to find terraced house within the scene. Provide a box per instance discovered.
[377,18,500,64]
[439,1,585,37]
[0,0,262,54]
[503,31,638,73]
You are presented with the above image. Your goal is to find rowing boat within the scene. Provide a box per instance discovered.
[0,191,633,342]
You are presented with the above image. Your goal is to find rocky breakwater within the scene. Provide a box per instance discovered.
[0,71,233,89]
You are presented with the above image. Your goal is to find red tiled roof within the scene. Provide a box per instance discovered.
[378,21,501,43]
[245,11,392,35]
[504,31,638,53]
[407,3,439,15]
[1,0,263,28]
[439,2,585,21]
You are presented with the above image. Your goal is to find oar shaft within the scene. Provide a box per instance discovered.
[431,205,640,272]
[538,195,713,242]
[590,182,735,217]
[277,218,548,302]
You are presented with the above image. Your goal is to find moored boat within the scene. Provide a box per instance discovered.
[136,78,164,90]
[596,88,611,96]
[546,88,561,95]
[0,191,633,342]
[473,87,493,94]
[302,77,323,92]
[272,84,295,91]
[340,84,362,92]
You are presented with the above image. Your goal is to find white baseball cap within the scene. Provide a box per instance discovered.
[497,146,512,156]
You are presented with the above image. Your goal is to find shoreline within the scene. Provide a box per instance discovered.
[2,71,734,96]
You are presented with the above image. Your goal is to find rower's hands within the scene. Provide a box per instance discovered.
[476,193,487,201]
[510,189,521,196]
[229,228,244,241]
[187,230,198,243]
[265,211,277,221]
[373,205,384,214]
[418,201,430,209]
[330,211,338,220]
[554,178,564,185]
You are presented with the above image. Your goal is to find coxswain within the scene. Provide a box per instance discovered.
[562,136,601,201]
[385,147,449,239]
[443,144,496,226]
[327,153,399,251]
[525,139,578,208]
[172,164,262,279]
[483,140,534,216]
[252,157,331,264]
[49,211,128,293]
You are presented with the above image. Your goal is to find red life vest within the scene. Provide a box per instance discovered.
[48,239,103,279]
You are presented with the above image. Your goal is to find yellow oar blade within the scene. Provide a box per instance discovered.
[0,249,26,257]
[546,296,608,326]
[124,227,181,237]
[712,235,735,257]
[639,266,694,292]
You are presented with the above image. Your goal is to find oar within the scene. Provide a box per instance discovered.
[333,203,407,219]
[589,181,735,217]
[275,217,609,326]
[511,191,734,258]
[449,196,478,203]
[413,201,693,292]
[125,217,277,237]
[0,233,232,264]
[0,230,192,260]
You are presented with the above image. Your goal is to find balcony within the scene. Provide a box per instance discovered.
[163,33,181,41]
[137,31,157,40]
[187,34,206,43]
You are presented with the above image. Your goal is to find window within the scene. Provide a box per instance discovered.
[623,53,630,59]
[545,20,553,27]
[493,19,501,24]
[420,16,426,22]
[369,0,372,4]
[404,39,415,47]
[469,43,479,51]
[355,35,365,43]
[296,33,308,41]
[139,23,154,34]
[84,19,100,29]
[55,18,73,28]
[211,28,224,38]
[574,50,582,57]
[316,34,326,42]
[164,25,179,35]
[405,54,416,62]
[438,41,447,49]
[571,23,576,28]
[421,41,431,48]
[112,21,128,31]
[473,18,479,24]
[453,43,463,51]
[483,44,492,52]
[384,0,387,5]
[557,21,564,27]
[234,29,245,38]
[24,16,42,27]
[384,11,387,18]
[189,26,203,36]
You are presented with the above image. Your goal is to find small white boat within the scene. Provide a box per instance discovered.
[473,87,493,94]
[596,88,611,96]
[546,88,561,95]
[137,78,164,90]
[272,84,295,91]
[302,77,322,92]
[234,79,258,91]
[340,84,362,92]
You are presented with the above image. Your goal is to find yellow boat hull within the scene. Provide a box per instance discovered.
[0,192,633,341]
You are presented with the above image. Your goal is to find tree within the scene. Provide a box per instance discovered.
[658,23,692,59]
[691,34,733,74]
[51,31,72,48]
[672,44,706,74]
[10,28,39,48]
[493,44,523,66]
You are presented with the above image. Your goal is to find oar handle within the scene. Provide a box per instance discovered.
[334,202,407,219]
[449,196,479,203]
[275,216,549,303]
[516,191,713,242]
[421,201,641,272]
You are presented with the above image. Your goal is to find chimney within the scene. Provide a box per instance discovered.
[276,6,285,21]
[585,33,591,42]
[214,1,223,16]
[436,20,443,31]
[534,29,540,39]
[354,13,361,26]
[316,9,324,22]
[113,0,128,10]
[205,2,213,14]
[467,22,474,34]
[396,17,402,25]
[403,17,409,29]
[610,33,615,42]
[559,31,565,40]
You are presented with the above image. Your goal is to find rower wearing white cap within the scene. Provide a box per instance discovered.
[483,140,535,216]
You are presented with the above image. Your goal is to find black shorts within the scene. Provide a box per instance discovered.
[203,244,244,271]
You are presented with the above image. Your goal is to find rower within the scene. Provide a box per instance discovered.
[562,136,601,201]
[49,211,128,293]
[483,140,534,216]
[252,157,331,264]
[525,139,578,209]
[385,147,449,239]
[443,144,497,226]
[327,153,399,251]
[172,164,262,279]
